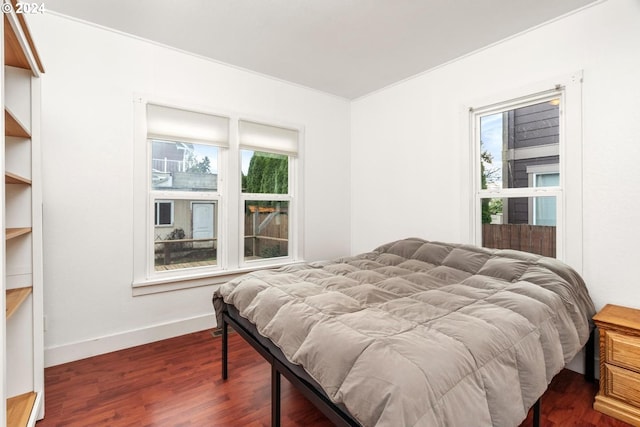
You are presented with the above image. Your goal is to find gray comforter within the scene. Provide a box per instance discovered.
[214,238,595,427]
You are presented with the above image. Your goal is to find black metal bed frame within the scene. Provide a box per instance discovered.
[220,303,596,427]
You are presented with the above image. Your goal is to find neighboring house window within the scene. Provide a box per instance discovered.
[133,99,302,293]
[154,200,174,226]
[472,92,563,258]
[529,167,559,226]
[239,120,298,265]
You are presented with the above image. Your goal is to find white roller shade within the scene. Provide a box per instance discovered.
[147,103,229,146]
[239,120,298,156]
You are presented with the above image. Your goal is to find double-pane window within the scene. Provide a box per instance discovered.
[473,94,562,257]
[137,103,300,285]
[239,120,297,263]
[147,104,227,272]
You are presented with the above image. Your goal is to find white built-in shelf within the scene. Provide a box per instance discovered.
[3,5,45,427]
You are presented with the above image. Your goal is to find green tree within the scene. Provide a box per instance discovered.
[245,153,287,194]
[245,155,266,193]
[186,156,211,173]
[488,198,503,216]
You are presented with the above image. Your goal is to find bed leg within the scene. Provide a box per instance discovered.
[222,315,228,380]
[533,398,540,427]
[272,363,281,427]
[585,328,595,383]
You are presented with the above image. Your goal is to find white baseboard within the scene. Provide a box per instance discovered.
[44,314,217,367]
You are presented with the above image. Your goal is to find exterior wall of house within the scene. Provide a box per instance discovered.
[30,12,351,366]
[506,103,559,150]
[505,102,560,223]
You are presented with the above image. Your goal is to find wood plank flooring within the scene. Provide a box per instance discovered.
[36,330,631,427]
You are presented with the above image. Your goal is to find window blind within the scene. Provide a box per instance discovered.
[239,120,298,156]
[147,103,229,146]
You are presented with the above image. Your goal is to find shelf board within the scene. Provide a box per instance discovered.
[5,171,31,185]
[7,391,36,427]
[6,287,32,319]
[4,10,44,74]
[6,227,31,240]
[5,108,30,138]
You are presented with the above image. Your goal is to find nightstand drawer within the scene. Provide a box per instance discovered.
[604,364,640,408]
[606,330,640,373]
[594,304,640,425]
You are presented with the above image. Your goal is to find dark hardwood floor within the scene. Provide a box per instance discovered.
[36,330,630,427]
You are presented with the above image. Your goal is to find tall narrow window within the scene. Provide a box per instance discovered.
[239,120,298,264]
[147,104,229,272]
[472,92,562,258]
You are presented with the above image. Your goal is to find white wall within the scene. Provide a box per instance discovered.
[351,0,640,312]
[28,13,351,366]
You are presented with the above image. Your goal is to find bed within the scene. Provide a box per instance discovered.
[212,238,596,427]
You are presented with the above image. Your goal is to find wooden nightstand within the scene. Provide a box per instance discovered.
[593,304,640,426]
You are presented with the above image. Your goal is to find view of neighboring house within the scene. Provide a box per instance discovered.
[502,100,559,226]
[480,98,560,257]
[151,140,219,269]
[152,140,218,191]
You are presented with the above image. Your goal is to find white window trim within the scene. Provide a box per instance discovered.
[462,71,583,272]
[132,95,304,295]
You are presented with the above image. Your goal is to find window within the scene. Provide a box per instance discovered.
[473,92,563,258]
[468,73,583,268]
[146,105,227,273]
[239,120,298,265]
[133,99,302,293]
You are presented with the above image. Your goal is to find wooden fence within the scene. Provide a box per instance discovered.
[482,224,556,257]
[244,211,288,259]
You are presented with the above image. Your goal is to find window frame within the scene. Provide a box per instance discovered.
[464,72,583,270]
[132,96,304,295]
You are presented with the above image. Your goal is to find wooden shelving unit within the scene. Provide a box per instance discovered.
[2,3,45,426]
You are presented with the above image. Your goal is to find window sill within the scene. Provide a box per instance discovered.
[131,260,303,296]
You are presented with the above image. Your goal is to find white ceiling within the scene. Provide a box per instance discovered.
[43,0,597,99]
